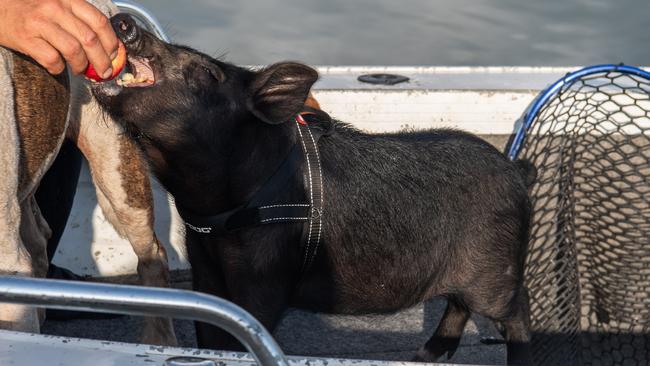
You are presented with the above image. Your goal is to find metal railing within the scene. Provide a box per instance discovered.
[115,0,171,42]
[7,3,282,364]
[0,276,288,366]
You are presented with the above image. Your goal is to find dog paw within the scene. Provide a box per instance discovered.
[141,317,178,346]
[142,331,178,347]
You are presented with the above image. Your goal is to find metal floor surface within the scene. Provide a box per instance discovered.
[42,297,505,365]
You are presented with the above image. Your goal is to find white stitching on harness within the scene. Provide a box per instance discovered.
[296,120,314,271]
[304,125,324,269]
[260,204,310,209]
[260,217,309,223]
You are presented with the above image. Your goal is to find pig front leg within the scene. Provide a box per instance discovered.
[189,243,241,350]
[188,238,291,351]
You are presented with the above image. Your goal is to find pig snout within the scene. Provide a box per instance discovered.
[111,13,139,45]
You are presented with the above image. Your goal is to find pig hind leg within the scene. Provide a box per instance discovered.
[413,297,470,362]
[498,288,531,366]
[473,285,531,366]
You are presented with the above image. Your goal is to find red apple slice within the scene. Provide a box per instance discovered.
[84,41,127,82]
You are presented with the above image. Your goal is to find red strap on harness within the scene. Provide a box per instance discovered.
[296,114,308,125]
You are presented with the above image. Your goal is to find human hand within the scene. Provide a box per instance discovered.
[0,0,119,77]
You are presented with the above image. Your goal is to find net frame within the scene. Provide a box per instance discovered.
[508,64,650,366]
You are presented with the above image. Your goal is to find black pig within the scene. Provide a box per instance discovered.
[93,14,533,365]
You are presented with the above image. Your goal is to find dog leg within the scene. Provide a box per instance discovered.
[94,184,177,346]
[0,236,37,333]
[18,196,51,326]
[20,196,51,280]
[81,137,176,345]
[68,84,176,346]
[81,136,176,345]
[0,182,38,333]
[0,49,39,332]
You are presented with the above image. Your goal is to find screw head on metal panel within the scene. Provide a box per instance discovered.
[164,357,218,366]
[358,73,410,85]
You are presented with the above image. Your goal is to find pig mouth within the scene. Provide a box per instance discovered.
[116,55,156,88]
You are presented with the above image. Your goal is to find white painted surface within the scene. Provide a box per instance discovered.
[0,330,467,366]
[52,169,189,277]
[314,66,573,91]
[313,90,534,134]
[53,67,565,278]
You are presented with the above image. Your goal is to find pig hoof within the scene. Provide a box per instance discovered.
[412,348,442,363]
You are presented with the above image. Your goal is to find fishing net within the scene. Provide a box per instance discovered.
[509,65,650,365]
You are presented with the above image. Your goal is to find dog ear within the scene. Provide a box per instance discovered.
[248,62,318,124]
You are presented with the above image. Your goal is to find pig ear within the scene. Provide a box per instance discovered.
[248,62,318,124]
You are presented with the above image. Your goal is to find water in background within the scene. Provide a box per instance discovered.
[136,0,649,66]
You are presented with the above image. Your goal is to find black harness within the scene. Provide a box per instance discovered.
[176,110,333,274]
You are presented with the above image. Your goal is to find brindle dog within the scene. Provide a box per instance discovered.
[0,3,176,346]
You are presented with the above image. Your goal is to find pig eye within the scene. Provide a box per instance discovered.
[185,62,225,88]
[199,66,219,82]
[201,63,225,82]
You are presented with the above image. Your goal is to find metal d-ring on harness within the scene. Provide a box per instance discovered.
[177,110,332,274]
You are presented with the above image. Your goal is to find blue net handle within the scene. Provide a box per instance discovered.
[507,64,650,161]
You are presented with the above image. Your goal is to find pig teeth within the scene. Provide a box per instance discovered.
[115,72,154,87]
[117,73,137,87]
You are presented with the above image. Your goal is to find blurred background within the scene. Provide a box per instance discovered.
[137,0,649,66]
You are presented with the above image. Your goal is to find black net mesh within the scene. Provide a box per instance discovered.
[515,69,650,365]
